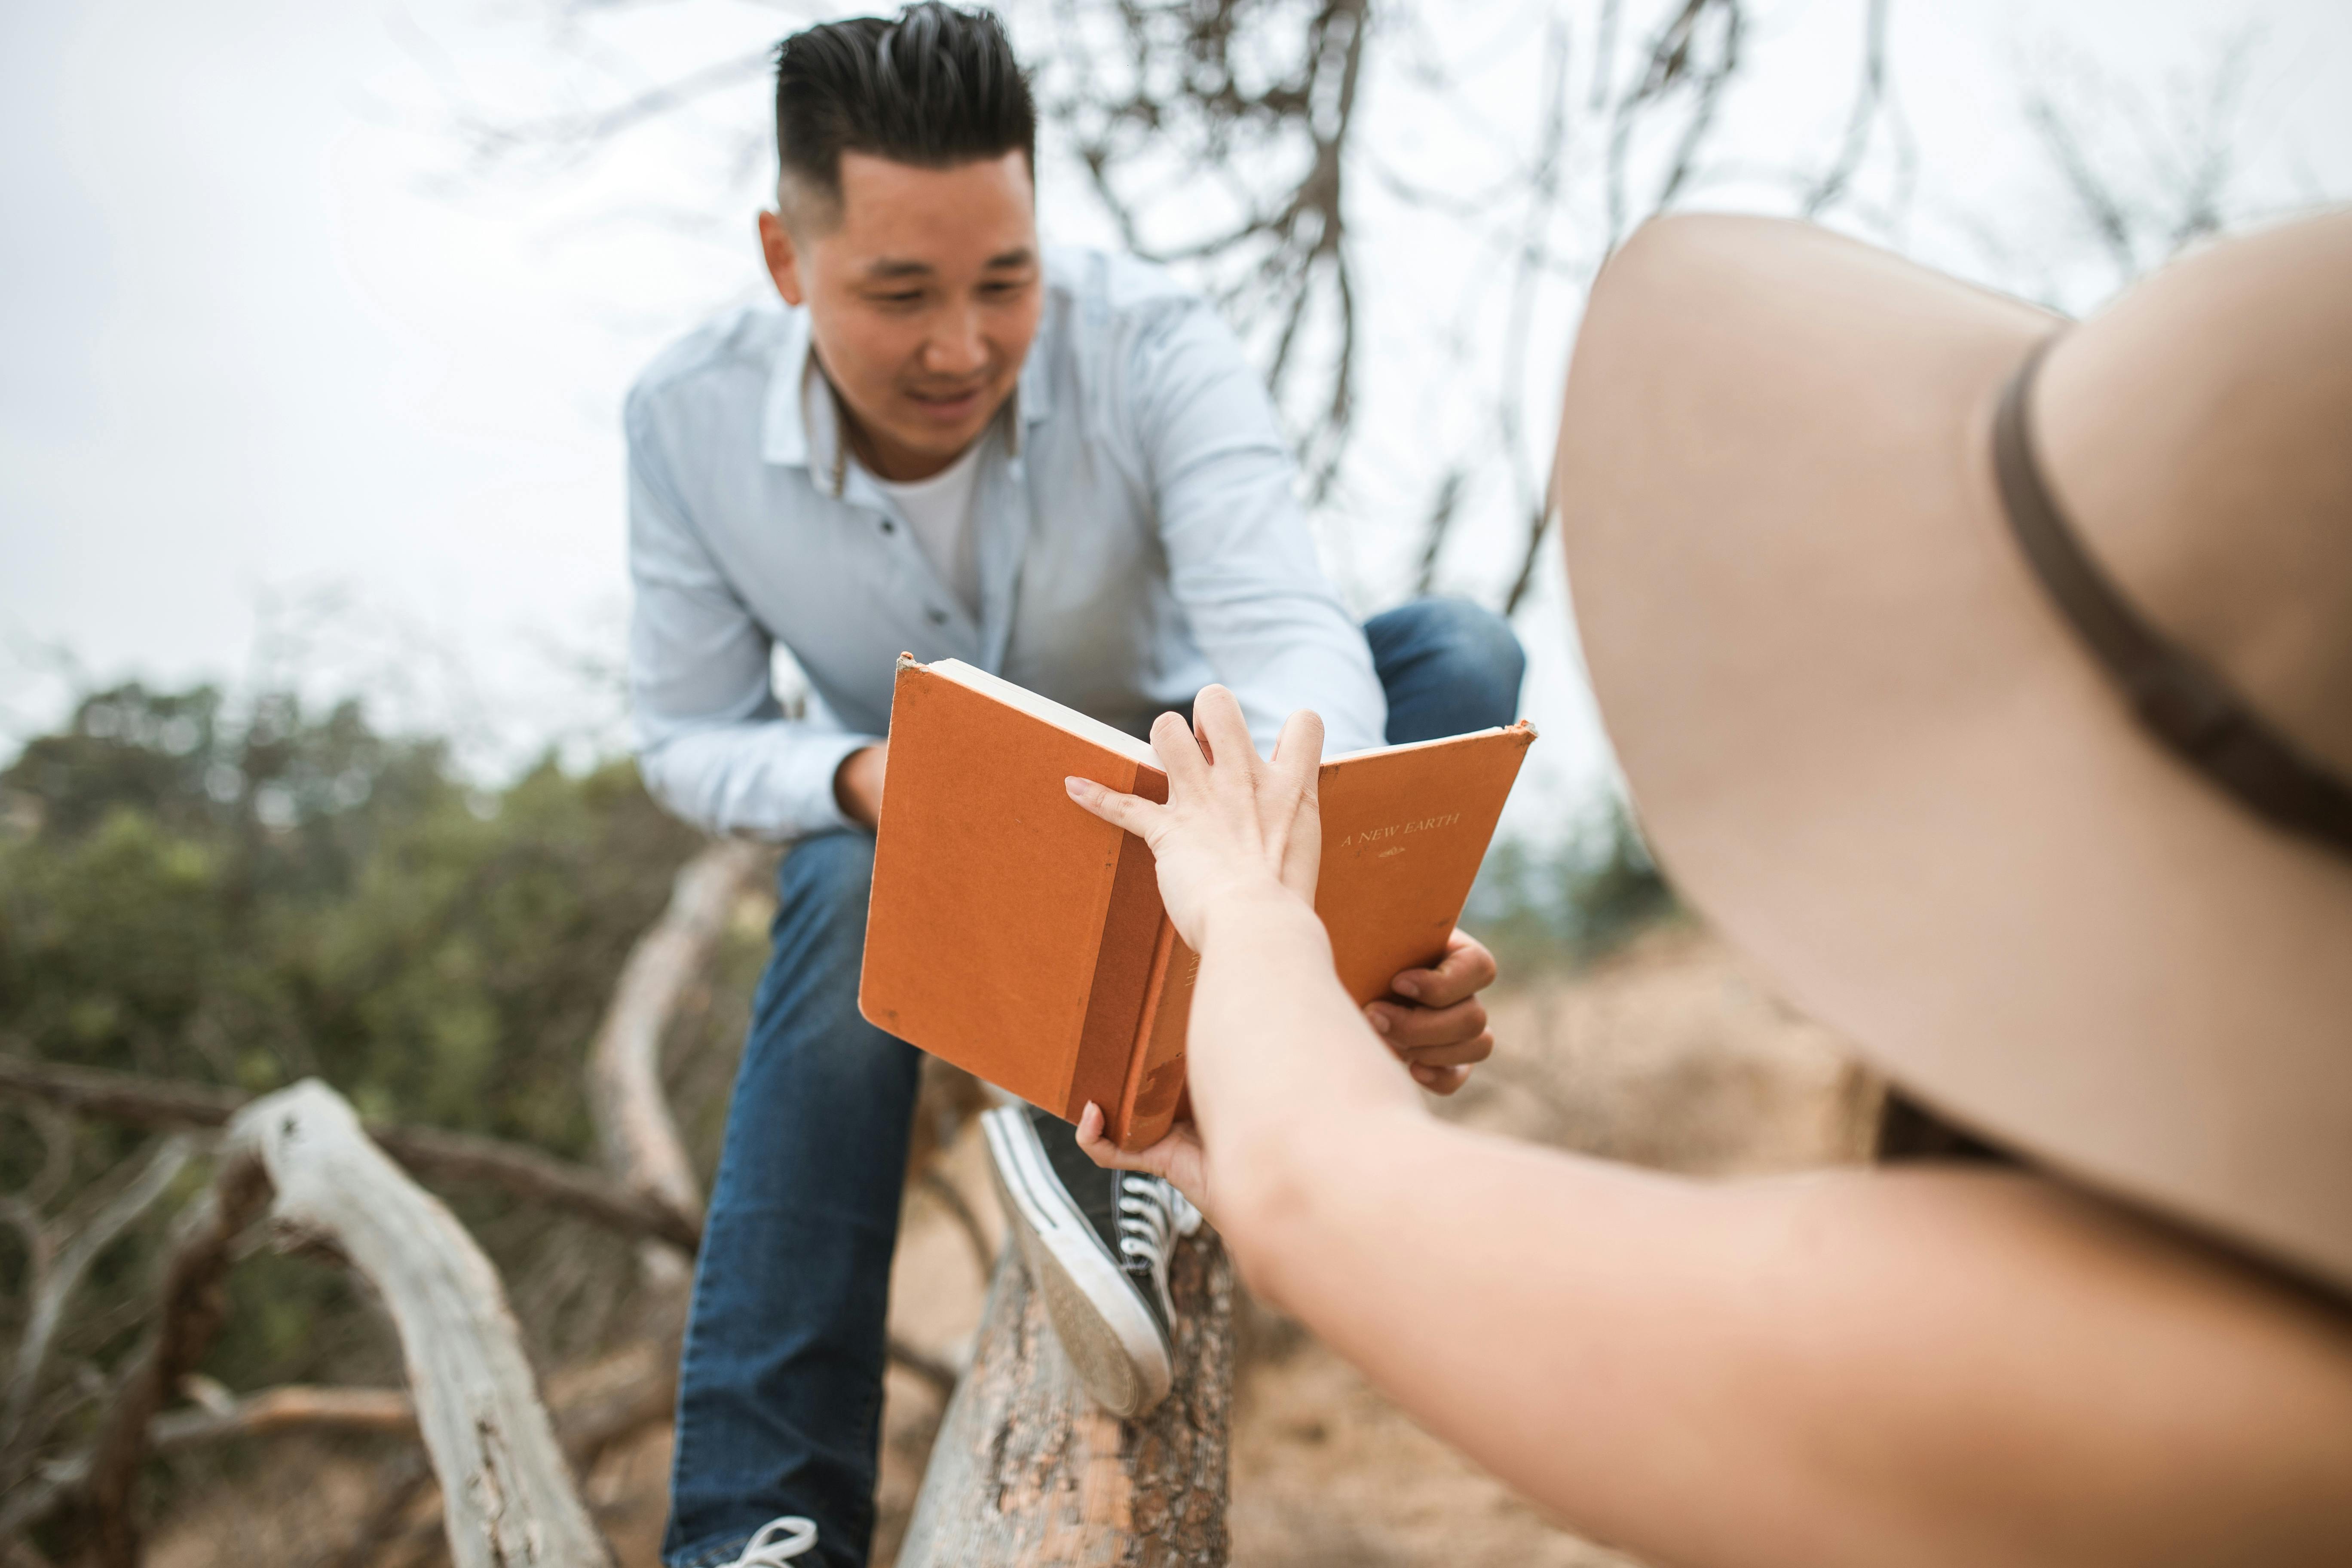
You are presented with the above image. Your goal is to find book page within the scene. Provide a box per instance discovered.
[928,659,1160,769]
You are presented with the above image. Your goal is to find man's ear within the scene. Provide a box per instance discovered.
[758,209,805,307]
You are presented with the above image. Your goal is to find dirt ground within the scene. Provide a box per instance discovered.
[145,922,1880,1566]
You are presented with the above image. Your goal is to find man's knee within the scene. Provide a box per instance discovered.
[1367,597,1527,736]
[773,830,876,930]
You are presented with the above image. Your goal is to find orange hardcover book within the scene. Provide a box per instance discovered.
[858,656,1534,1149]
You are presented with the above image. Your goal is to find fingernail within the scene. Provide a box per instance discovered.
[1394,976,1421,999]
[1065,776,1087,798]
[1364,1006,1390,1034]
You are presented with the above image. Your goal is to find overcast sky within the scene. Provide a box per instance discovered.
[4,0,2348,835]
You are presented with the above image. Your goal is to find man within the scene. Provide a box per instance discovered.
[626,7,1524,1565]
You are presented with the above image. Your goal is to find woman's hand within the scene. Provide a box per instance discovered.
[1062,683,1324,949]
[1063,684,1327,1215]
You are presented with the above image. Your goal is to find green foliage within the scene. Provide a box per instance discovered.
[1461,795,1679,980]
[0,680,752,1412]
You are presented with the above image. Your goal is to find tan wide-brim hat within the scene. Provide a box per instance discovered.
[1556,211,2352,1293]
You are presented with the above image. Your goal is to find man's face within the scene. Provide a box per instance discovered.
[760,150,1043,482]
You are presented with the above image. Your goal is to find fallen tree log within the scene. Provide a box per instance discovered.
[897,1233,1234,1568]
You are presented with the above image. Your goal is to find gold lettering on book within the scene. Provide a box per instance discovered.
[1336,812,1463,849]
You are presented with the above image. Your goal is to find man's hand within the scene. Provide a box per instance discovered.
[834,743,888,828]
[1366,929,1498,1095]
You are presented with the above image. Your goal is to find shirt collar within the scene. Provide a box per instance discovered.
[759,308,817,470]
[759,300,1056,486]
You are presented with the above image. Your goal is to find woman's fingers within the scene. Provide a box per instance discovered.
[1191,685,1257,781]
[1149,710,1211,793]
[1270,707,1326,784]
[1065,775,1162,836]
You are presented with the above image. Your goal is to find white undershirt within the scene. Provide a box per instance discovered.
[870,439,986,619]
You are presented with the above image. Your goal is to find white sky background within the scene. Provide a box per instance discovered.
[3,0,2349,840]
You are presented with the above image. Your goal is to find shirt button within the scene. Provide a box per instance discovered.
[880,519,896,534]
[926,607,949,625]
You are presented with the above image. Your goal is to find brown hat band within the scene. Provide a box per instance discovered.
[1994,338,2352,858]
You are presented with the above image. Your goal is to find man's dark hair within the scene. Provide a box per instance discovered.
[774,4,1036,226]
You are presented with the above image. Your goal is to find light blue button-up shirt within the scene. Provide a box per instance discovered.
[626,246,1386,838]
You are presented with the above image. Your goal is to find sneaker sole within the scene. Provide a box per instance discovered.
[981,1108,1174,1419]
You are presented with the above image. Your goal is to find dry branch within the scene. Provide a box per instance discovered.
[230,1079,611,1567]
[586,836,767,1289]
[0,1054,698,1252]
[149,1383,418,1448]
[915,1166,994,1286]
[74,1142,272,1567]
[0,1134,195,1478]
[897,1235,1235,1567]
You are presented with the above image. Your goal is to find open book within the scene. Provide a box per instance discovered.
[859,656,1534,1150]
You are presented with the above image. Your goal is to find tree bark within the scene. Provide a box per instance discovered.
[897,1234,1234,1568]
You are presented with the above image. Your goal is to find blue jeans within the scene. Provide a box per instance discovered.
[664,598,1523,1568]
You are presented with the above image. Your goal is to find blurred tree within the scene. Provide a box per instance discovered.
[0,681,764,1515]
[1461,793,1675,975]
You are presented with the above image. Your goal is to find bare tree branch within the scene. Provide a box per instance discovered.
[1502,501,1555,619]
[73,1143,272,1566]
[1047,0,1374,498]
[913,1166,993,1286]
[454,49,773,179]
[148,1383,418,1449]
[1801,0,1892,219]
[1412,470,1469,598]
[230,1081,612,1567]
[1493,19,1574,615]
[885,1332,960,1402]
[587,837,768,1292]
[0,1136,194,1478]
[0,1054,700,1253]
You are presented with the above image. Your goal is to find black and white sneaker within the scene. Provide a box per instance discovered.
[981,1102,1201,1418]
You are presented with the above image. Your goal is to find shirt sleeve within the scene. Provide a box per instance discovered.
[1127,300,1388,756]
[626,398,872,839]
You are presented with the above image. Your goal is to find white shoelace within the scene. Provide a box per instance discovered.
[1115,1174,1198,1322]
[723,1516,817,1565]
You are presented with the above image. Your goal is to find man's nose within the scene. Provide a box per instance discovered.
[922,306,988,377]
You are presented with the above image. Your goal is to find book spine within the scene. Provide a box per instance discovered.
[1113,921,1196,1150]
[1064,766,1171,1126]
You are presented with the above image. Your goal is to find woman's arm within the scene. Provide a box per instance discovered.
[1069,687,2352,1568]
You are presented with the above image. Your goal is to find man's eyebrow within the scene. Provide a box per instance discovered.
[860,248,1036,281]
